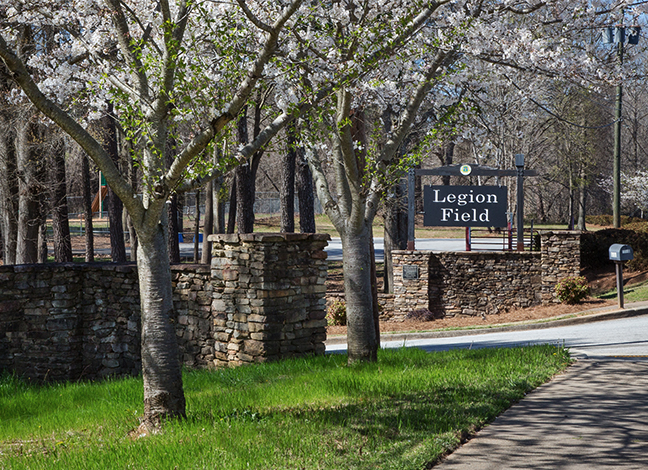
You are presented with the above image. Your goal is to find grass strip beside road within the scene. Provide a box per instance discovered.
[1,346,571,470]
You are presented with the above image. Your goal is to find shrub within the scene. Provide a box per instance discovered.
[405,308,438,322]
[555,276,590,304]
[326,300,347,326]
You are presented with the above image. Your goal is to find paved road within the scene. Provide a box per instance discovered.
[325,237,466,261]
[86,237,467,262]
[326,314,648,359]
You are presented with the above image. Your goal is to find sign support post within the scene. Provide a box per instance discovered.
[407,168,416,250]
[516,154,525,251]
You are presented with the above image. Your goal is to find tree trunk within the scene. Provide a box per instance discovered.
[102,104,127,262]
[37,218,47,264]
[577,166,587,231]
[51,139,72,262]
[81,152,95,262]
[201,180,213,265]
[382,184,407,294]
[369,228,380,348]
[127,152,138,262]
[227,178,237,234]
[235,109,255,234]
[137,224,186,427]
[16,120,41,265]
[296,145,316,233]
[193,190,200,262]
[215,176,226,234]
[342,227,378,363]
[281,126,297,233]
[0,123,18,265]
[442,142,454,186]
[167,193,181,264]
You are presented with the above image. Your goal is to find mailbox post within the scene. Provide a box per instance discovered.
[609,244,634,308]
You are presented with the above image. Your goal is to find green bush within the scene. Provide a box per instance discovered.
[555,276,590,304]
[326,299,347,326]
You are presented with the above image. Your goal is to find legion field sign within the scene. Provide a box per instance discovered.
[423,185,508,227]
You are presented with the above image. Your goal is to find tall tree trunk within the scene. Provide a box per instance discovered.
[296,145,316,233]
[227,178,237,234]
[37,218,47,264]
[215,176,226,234]
[342,227,378,363]
[51,139,72,262]
[382,184,408,294]
[193,190,200,262]
[167,193,181,264]
[235,109,255,233]
[0,122,18,265]
[281,125,297,233]
[577,166,587,231]
[81,152,95,263]
[201,180,214,265]
[127,153,138,262]
[16,119,41,264]
[369,228,380,348]
[442,142,454,186]
[137,223,186,428]
[102,104,127,262]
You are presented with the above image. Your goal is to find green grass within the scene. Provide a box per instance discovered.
[0,346,571,469]
[596,279,648,303]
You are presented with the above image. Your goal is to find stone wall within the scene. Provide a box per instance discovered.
[210,233,329,366]
[540,231,582,303]
[0,234,329,382]
[392,231,581,321]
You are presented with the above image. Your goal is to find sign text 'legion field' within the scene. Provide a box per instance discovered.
[423,185,508,227]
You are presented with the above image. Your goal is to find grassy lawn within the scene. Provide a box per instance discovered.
[1,346,571,469]
[597,279,648,303]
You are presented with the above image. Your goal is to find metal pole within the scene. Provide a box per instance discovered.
[615,261,625,309]
[613,37,624,228]
[407,168,415,250]
[515,154,524,251]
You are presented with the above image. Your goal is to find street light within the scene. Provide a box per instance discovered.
[603,23,641,228]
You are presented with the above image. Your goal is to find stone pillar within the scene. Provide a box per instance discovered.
[392,250,431,321]
[210,233,329,367]
[540,230,582,304]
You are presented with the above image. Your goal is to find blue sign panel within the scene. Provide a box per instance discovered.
[423,185,508,227]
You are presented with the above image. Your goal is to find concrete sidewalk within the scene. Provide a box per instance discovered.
[435,360,648,469]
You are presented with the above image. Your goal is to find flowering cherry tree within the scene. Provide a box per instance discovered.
[0,0,639,426]
[284,0,635,363]
[0,0,310,429]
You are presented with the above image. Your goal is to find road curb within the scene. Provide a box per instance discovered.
[325,303,648,346]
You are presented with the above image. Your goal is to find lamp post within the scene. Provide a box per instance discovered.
[603,23,641,228]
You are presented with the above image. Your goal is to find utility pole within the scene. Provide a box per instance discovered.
[603,19,641,228]
[613,33,624,229]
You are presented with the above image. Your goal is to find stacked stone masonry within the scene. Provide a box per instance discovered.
[391,231,581,321]
[210,233,329,367]
[0,234,329,382]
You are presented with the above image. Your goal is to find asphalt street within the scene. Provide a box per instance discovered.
[88,237,467,261]
[324,237,466,261]
[326,313,648,359]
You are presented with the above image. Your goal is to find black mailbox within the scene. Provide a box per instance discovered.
[609,244,634,262]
